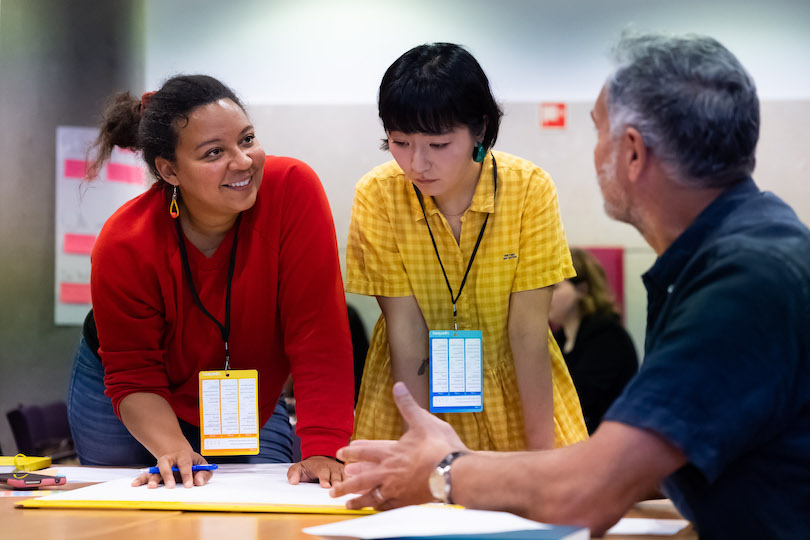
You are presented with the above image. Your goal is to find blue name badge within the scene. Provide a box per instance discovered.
[429,330,483,413]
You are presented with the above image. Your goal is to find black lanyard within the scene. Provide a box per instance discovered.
[175,214,241,370]
[413,155,497,330]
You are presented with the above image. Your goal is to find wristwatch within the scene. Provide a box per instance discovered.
[428,451,469,504]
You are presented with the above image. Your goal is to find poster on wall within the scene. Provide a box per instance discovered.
[54,126,149,325]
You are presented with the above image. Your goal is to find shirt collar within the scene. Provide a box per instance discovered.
[409,151,498,222]
[643,177,759,290]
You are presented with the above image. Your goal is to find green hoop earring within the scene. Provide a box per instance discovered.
[473,142,486,163]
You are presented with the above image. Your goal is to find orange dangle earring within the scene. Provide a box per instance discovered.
[169,186,180,219]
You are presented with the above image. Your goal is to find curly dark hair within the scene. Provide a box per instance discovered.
[86,74,243,187]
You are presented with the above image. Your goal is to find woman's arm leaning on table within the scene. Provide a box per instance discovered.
[508,287,556,450]
[121,392,214,489]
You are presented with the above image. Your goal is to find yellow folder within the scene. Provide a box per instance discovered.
[16,465,376,515]
[19,497,375,514]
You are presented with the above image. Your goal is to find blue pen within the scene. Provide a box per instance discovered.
[147,464,218,474]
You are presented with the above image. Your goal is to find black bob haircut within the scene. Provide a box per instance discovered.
[378,43,503,151]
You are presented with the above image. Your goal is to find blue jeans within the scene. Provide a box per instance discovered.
[67,338,293,466]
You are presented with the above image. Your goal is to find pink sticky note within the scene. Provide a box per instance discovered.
[60,283,92,304]
[64,159,90,179]
[64,234,97,255]
[107,163,144,184]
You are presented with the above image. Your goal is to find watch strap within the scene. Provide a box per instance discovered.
[435,450,469,504]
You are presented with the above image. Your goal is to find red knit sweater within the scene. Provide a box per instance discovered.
[91,156,354,459]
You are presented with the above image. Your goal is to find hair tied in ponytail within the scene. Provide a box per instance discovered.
[140,91,156,112]
[88,76,243,183]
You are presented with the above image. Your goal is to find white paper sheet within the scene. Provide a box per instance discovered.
[39,466,142,483]
[303,506,588,539]
[606,518,689,535]
[304,505,689,539]
[29,463,355,508]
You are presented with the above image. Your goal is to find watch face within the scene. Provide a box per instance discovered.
[428,468,446,501]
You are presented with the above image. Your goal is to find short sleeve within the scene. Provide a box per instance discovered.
[345,176,412,297]
[605,245,807,482]
[513,169,575,291]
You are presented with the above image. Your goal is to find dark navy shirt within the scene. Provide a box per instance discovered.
[605,178,810,538]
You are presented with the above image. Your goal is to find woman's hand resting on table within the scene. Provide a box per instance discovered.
[288,455,345,488]
[132,448,214,489]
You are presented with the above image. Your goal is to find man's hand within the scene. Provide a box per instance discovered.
[330,382,469,510]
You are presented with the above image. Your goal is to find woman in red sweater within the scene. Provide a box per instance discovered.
[66,75,354,489]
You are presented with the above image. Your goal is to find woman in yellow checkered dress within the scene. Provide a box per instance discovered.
[346,43,587,451]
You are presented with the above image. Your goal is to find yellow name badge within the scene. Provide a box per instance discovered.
[198,370,260,456]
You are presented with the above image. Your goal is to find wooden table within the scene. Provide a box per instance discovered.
[3,484,695,539]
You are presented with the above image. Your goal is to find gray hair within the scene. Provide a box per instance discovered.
[606,32,759,188]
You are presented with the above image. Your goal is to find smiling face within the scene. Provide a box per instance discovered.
[386,125,482,204]
[163,98,265,225]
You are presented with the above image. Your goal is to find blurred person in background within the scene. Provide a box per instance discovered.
[550,247,637,434]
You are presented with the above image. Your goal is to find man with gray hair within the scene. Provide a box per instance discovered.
[331,32,810,537]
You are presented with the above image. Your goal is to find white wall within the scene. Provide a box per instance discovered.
[144,0,810,103]
[141,0,810,354]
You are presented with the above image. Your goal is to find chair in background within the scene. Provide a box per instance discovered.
[6,401,77,462]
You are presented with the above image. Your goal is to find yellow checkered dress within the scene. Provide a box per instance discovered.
[346,151,587,450]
